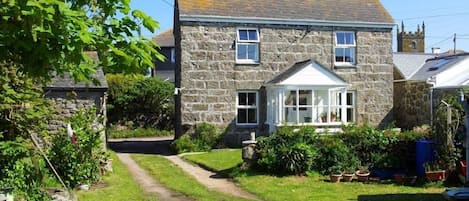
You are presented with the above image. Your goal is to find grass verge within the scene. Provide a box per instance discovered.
[131,154,251,201]
[183,149,447,201]
[107,127,173,139]
[76,152,155,201]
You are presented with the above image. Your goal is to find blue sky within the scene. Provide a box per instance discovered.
[131,0,469,53]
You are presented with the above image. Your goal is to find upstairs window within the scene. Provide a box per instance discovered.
[236,28,259,64]
[335,32,356,65]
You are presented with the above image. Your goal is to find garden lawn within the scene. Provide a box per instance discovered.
[107,127,173,139]
[76,152,155,201]
[131,154,251,201]
[183,150,447,201]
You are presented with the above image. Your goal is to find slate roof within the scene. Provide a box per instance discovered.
[152,29,174,47]
[45,68,108,91]
[409,53,469,81]
[266,59,346,85]
[393,53,437,79]
[178,0,394,25]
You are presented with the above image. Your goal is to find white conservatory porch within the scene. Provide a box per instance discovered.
[264,60,354,132]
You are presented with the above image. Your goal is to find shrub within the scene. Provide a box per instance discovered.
[106,74,174,129]
[0,63,51,200]
[171,123,221,154]
[256,126,319,175]
[0,139,49,201]
[314,136,355,175]
[340,124,429,171]
[48,108,105,188]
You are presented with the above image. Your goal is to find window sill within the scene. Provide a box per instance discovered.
[334,63,357,69]
[235,60,260,65]
[236,123,259,128]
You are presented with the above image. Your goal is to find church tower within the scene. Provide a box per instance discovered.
[397,21,425,52]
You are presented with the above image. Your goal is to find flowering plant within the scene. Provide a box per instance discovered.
[423,160,445,172]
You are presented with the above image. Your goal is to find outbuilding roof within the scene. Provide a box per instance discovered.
[45,68,108,91]
[178,0,394,27]
[152,29,174,47]
[393,52,437,79]
[410,53,469,81]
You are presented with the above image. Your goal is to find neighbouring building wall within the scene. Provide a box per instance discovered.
[178,22,393,143]
[45,91,106,136]
[393,81,431,129]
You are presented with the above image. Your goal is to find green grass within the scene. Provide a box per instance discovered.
[76,152,155,201]
[183,150,447,201]
[182,150,243,172]
[131,154,251,201]
[107,127,173,139]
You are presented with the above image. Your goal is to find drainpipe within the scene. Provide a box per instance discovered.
[430,87,434,126]
[427,76,436,126]
[459,92,469,183]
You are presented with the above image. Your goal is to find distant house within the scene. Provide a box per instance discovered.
[394,53,469,129]
[153,29,175,82]
[174,0,395,143]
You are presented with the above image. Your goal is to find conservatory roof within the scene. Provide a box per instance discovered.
[266,59,348,87]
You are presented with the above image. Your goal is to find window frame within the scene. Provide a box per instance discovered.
[280,88,355,126]
[170,48,176,63]
[236,27,260,64]
[334,31,357,66]
[236,91,259,126]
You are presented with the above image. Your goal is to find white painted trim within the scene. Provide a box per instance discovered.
[236,27,260,42]
[235,27,260,64]
[334,31,356,66]
[180,15,395,29]
[236,91,259,126]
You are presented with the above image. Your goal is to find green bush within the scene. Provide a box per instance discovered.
[314,136,355,175]
[340,124,428,170]
[0,139,49,201]
[171,123,221,154]
[106,74,174,129]
[256,126,319,175]
[0,63,52,200]
[48,108,105,188]
[107,127,173,139]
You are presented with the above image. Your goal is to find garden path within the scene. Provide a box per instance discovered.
[110,136,261,201]
[116,153,192,201]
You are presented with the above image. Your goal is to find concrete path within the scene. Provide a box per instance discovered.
[110,136,262,201]
[165,155,261,201]
[116,153,192,201]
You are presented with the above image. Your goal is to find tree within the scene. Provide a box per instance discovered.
[0,0,164,82]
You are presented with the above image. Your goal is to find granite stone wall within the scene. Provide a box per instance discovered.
[178,22,393,144]
[393,81,431,129]
[45,91,106,136]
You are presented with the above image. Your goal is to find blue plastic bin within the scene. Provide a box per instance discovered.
[416,140,435,175]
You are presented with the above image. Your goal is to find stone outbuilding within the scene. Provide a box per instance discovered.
[394,52,469,129]
[174,0,395,144]
[44,67,108,136]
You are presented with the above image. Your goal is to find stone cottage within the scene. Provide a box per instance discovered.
[174,0,395,143]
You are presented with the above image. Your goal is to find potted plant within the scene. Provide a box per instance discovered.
[321,112,337,122]
[343,166,355,182]
[329,165,343,183]
[355,166,370,182]
[424,160,446,181]
[342,156,358,182]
